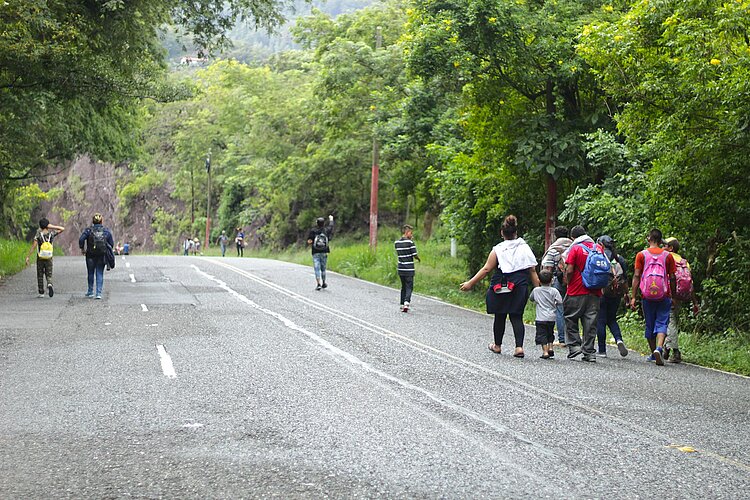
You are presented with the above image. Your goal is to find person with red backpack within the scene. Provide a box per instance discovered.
[662,237,700,363]
[630,229,677,366]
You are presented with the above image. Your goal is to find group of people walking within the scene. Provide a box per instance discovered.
[460,215,699,365]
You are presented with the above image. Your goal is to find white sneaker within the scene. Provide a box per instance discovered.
[37,293,45,298]
[402,301,410,312]
[617,340,628,357]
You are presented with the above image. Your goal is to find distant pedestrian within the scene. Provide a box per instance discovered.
[123,242,130,255]
[307,215,335,290]
[460,215,540,358]
[563,225,606,362]
[630,228,676,366]
[596,235,630,357]
[79,213,114,299]
[217,230,229,257]
[395,224,421,312]
[529,270,563,359]
[183,237,191,256]
[662,237,699,364]
[193,237,201,255]
[541,225,572,346]
[235,228,245,257]
[24,217,65,298]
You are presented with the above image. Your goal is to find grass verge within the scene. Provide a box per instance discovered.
[0,238,30,281]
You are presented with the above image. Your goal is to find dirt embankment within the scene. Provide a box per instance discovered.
[36,156,179,256]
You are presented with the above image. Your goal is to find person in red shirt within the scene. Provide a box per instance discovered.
[563,225,603,362]
[630,228,677,366]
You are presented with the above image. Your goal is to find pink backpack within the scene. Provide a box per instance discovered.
[639,250,669,301]
[674,258,694,302]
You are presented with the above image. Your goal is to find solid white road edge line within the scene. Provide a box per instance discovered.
[129,273,136,283]
[156,344,177,379]
[202,259,750,474]
[141,304,148,312]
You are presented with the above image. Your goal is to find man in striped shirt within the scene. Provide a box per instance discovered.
[395,224,421,312]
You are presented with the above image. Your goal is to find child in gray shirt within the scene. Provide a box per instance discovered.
[530,270,563,359]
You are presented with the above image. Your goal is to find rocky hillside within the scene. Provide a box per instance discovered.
[35,156,179,256]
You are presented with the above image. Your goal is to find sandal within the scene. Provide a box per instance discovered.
[513,349,525,358]
[488,343,502,354]
[540,354,551,359]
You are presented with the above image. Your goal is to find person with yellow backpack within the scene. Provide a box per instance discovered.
[24,217,65,298]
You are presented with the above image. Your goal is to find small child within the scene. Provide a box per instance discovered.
[24,217,65,298]
[529,270,563,359]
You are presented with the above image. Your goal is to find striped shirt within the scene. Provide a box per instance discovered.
[395,237,419,276]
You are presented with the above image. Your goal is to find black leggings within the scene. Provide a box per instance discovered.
[493,313,525,348]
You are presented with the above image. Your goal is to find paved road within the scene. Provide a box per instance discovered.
[1,255,748,498]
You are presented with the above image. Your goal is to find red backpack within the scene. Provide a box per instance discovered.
[639,250,669,301]
[674,258,694,302]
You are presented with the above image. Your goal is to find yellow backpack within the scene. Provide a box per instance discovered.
[38,233,53,260]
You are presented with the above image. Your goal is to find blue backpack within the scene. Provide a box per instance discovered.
[578,242,611,290]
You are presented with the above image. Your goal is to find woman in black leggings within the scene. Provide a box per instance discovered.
[460,215,540,357]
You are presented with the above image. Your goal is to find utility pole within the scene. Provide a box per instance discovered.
[369,26,382,250]
[205,149,212,249]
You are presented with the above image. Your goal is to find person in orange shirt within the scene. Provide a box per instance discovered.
[630,229,676,366]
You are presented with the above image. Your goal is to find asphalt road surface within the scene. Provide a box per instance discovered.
[1,255,748,498]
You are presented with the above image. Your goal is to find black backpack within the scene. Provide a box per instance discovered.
[88,227,108,256]
[313,230,328,250]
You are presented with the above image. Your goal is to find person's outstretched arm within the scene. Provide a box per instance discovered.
[460,250,497,291]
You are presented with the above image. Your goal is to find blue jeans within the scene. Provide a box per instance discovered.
[312,252,328,283]
[220,244,226,257]
[553,278,566,343]
[597,295,624,352]
[86,256,106,296]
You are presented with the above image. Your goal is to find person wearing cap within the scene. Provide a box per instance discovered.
[596,235,630,357]
[663,237,700,363]
[307,215,335,291]
[78,213,114,299]
[216,230,229,257]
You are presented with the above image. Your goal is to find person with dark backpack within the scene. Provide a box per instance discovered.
[78,213,114,299]
[595,235,630,357]
[307,215,334,290]
[541,225,572,346]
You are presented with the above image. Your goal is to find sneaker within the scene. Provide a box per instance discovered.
[85,291,94,298]
[403,301,410,312]
[315,284,322,291]
[582,354,597,363]
[321,282,327,289]
[95,295,102,300]
[617,340,628,357]
[646,354,656,362]
[653,348,664,366]
[48,284,54,298]
[669,348,682,364]
[567,349,582,359]
[399,304,404,312]
[37,293,45,298]
[663,347,671,361]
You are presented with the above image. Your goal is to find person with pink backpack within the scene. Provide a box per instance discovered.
[662,237,700,363]
[630,229,677,366]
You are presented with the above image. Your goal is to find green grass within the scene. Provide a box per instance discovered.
[0,238,31,280]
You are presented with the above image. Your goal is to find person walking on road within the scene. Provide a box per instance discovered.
[307,215,335,291]
[395,224,421,312]
[235,227,245,257]
[541,225,572,346]
[24,217,65,298]
[563,225,605,362]
[79,213,114,299]
[460,215,540,358]
[596,235,630,358]
[662,237,700,363]
[630,229,677,366]
[217,231,229,257]
[530,270,563,359]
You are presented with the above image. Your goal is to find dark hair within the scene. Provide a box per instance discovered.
[538,269,553,285]
[501,215,518,239]
[316,217,325,228]
[571,225,586,239]
[648,228,663,245]
[553,226,569,239]
[402,224,413,233]
[664,237,680,253]
[39,218,49,229]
